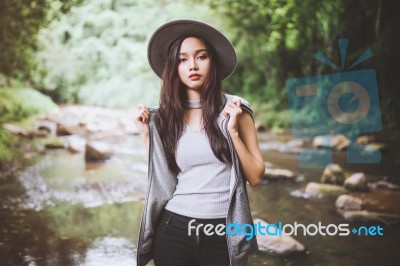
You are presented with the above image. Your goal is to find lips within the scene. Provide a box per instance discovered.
[189,74,201,80]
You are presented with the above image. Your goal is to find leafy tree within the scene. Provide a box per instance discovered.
[207,0,342,104]
[34,0,217,107]
[207,0,400,128]
[0,0,83,83]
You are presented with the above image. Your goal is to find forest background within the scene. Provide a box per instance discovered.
[1,0,399,161]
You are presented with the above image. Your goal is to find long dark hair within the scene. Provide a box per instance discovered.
[154,36,232,175]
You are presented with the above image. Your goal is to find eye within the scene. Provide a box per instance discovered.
[179,58,187,62]
[198,54,208,60]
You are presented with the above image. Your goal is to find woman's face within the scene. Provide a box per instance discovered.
[178,37,211,91]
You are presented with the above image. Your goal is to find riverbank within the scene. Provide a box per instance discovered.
[0,87,57,177]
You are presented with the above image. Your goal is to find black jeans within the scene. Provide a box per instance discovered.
[153,209,230,266]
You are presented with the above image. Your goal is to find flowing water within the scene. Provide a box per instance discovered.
[1,132,399,266]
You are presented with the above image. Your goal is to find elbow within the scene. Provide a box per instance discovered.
[249,178,262,187]
[248,166,264,187]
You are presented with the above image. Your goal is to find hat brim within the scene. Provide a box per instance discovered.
[147,20,237,80]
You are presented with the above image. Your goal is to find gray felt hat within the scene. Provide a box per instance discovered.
[147,20,237,80]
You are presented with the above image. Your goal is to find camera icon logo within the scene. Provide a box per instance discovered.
[286,39,382,168]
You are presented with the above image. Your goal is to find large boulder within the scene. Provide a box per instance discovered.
[305,182,346,198]
[335,195,363,210]
[85,141,113,161]
[254,219,305,255]
[344,173,368,191]
[321,163,346,185]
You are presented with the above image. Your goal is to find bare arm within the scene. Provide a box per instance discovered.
[223,100,264,186]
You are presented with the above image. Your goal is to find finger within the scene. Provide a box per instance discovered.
[135,115,145,123]
[135,110,148,122]
[227,104,241,114]
[137,107,149,117]
[223,107,231,117]
[141,113,149,123]
[227,106,242,116]
[224,107,236,116]
[228,101,241,109]
[232,97,241,106]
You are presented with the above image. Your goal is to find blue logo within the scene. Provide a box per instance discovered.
[286,39,382,168]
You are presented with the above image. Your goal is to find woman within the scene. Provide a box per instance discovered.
[135,20,265,266]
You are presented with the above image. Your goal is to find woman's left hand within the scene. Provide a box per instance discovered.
[223,98,242,135]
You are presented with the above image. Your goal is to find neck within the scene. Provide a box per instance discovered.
[186,88,201,101]
[185,99,202,109]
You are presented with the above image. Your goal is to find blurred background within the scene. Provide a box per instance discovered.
[1,0,400,265]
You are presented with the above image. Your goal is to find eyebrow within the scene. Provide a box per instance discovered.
[179,49,208,56]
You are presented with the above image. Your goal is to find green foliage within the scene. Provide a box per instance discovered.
[33,0,219,107]
[0,88,58,125]
[0,130,16,161]
[209,0,343,108]
[252,100,290,129]
[5,0,397,129]
[0,0,83,82]
[0,87,58,162]
[208,0,400,129]
[0,0,49,80]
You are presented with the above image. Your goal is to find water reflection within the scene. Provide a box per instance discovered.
[17,142,147,211]
[83,237,136,266]
[1,134,147,265]
[1,132,399,265]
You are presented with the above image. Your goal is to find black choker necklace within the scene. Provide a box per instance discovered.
[185,99,202,109]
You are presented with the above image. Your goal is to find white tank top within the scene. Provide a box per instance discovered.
[165,124,232,219]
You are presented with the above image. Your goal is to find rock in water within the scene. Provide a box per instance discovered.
[264,168,296,181]
[44,138,67,149]
[344,173,368,191]
[85,141,113,161]
[254,219,305,255]
[67,136,86,153]
[313,135,350,151]
[321,163,346,185]
[336,195,363,210]
[305,182,346,197]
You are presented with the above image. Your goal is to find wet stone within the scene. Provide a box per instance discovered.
[336,194,363,211]
[344,173,368,191]
[321,163,346,185]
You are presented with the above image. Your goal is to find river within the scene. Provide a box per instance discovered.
[1,113,400,266]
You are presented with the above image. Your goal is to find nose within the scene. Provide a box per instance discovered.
[189,58,198,71]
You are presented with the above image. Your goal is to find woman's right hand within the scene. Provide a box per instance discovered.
[134,104,150,137]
